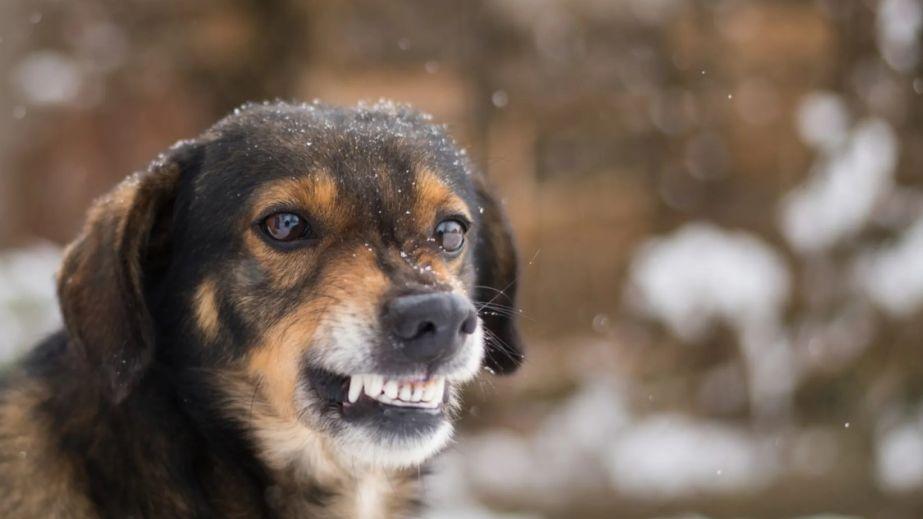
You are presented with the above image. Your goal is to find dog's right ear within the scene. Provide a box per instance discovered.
[57,140,200,403]
[472,175,525,375]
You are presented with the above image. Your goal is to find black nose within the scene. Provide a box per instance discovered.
[385,292,477,364]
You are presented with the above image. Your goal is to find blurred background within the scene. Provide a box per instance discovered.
[1,0,923,517]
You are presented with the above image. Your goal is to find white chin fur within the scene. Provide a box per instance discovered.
[291,317,485,471]
[332,321,484,470]
[334,420,454,469]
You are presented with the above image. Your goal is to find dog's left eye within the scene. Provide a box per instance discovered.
[262,212,311,242]
[434,219,466,253]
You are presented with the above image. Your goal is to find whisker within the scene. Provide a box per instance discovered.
[481,327,521,364]
[474,300,535,323]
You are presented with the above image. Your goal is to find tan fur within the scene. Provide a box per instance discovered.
[412,168,471,284]
[245,247,390,420]
[251,172,343,226]
[246,322,309,420]
[233,244,423,517]
[0,373,95,518]
[193,278,221,342]
[243,172,348,290]
[216,373,419,518]
[412,168,470,231]
[319,247,392,321]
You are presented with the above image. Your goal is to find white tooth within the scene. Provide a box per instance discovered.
[384,380,399,399]
[434,377,446,401]
[348,375,363,403]
[422,381,436,402]
[411,384,423,402]
[365,375,384,398]
[399,384,412,401]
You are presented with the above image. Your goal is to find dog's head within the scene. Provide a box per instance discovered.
[56,101,522,470]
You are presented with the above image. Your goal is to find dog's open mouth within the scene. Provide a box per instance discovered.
[307,368,450,416]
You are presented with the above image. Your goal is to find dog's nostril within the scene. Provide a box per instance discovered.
[460,313,477,335]
[393,316,440,341]
[415,321,437,338]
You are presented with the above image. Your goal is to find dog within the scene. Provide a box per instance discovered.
[0,100,523,518]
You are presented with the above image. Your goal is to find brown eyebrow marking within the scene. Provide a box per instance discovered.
[193,278,221,342]
[244,171,345,290]
[250,171,343,226]
[413,168,470,228]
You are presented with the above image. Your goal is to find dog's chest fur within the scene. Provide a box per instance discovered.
[0,337,420,519]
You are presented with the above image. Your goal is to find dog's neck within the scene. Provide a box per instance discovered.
[250,415,416,519]
[184,369,422,518]
[19,337,419,519]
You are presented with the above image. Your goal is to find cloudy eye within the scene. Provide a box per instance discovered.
[434,219,466,253]
[262,212,310,242]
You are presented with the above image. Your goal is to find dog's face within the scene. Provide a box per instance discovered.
[56,101,523,470]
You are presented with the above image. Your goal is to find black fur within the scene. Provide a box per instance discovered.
[0,101,523,517]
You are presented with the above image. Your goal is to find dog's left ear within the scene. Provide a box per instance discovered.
[57,141,199,403]
[473,176,524,374]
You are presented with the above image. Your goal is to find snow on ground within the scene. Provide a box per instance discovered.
[627,223,789,342]
[12,51,83,106]
[454,379,630,504]
[876,405,923,493]
[626,223,795,420]
[606,413,774,498]
[424,448,543,519]
[876,0,922,73]
[781,113,898,254]
[794,92,850,152]
[0,243,62,364]
[854,214,923,317]
[427,378,779,513]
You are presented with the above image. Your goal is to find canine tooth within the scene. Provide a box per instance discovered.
[365,375,384,397]
[348,375,363,403]
[384,380,399,399]
[411,384,423,402]
[421,382,436,402]
[399,384,412,401]
[434,377,445,400]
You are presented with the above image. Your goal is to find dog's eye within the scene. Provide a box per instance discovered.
[435,219,466,253]
[263,212,310,242]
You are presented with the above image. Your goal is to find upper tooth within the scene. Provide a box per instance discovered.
[434,377,445,401]
[421,381,436,402]
[348,375,447,407]
[384,380,399,399]
[348,375,363,403]
[364,375,384,398]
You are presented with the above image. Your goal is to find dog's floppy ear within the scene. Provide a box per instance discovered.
[473,176,524,374]
[57,141,198,403]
